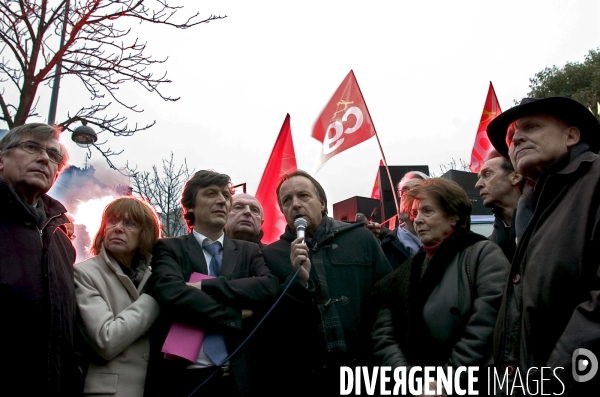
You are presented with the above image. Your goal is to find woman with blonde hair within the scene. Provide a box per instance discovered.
[75,197,161,397]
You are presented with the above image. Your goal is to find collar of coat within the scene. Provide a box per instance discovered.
[515,145,597,242]
[99,244,150,296]
[375,229,487,365]
[533,143,595,190]
[380,226,422,259]
[380,227,400,245]
[0,178,71,231]
[280,216,363,246]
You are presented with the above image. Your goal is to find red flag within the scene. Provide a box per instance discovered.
[255,114,298,244]
[470,82,502,173]
[371,160,384,199]
[312,70,376,170]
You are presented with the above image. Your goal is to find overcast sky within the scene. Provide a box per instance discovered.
[9,0,600,213]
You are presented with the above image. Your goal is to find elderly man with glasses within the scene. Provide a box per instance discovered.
[0,123,84,396]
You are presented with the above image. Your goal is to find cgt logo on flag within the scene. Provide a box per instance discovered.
[323,101,364,154]
[312,70,376,170]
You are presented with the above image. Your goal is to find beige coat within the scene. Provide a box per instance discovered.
[74,246,160,397]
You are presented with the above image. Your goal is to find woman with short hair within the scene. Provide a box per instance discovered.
[75,197,161,397]
[372,178,509,395]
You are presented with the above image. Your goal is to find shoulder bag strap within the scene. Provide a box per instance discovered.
[464,242,480,299]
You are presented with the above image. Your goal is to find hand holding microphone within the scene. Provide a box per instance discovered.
[290,218,311,285]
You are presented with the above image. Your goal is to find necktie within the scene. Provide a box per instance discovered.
[201,239,228,365]
[202,240,222,277]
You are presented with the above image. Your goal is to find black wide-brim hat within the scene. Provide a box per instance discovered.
[487,97,600,158]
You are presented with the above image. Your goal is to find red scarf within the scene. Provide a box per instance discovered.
[423,228,455,259]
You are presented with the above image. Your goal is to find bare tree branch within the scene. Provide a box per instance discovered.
[436,158,470,176]
[0,0,225,164]
[127,152,192,237]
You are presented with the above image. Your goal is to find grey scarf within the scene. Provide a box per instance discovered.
[305,217,348,356]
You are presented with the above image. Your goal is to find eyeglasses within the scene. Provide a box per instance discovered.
[106,216,140,230]
[231,203,261,216]
[6,141,64,164]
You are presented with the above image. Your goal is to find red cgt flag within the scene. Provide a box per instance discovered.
[255,114,298,244]
[371,160,384,200]
[312,70,376,170]
[470,82,502,173]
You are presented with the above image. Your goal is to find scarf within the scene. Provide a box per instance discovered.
[118,258,146,288]
[305,217,348,356]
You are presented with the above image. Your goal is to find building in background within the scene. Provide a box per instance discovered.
[333,166,494,236]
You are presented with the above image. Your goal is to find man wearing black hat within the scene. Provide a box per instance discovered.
[487,97,600,396]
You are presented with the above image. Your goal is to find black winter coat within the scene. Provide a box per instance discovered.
[380,227,417,269]
[373,231,509,372]
[488,209,517,262]
[494,150,600,396]
[251,217,392,396]
[0,179,82,396]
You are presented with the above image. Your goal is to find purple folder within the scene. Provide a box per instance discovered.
[161,272,213,363]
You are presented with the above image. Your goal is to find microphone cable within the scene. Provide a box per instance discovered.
[187,262,306,397]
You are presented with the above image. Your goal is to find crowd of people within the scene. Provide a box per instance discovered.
[1,95,600,397]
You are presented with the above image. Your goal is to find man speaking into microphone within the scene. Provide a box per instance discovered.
[251,170,392,396]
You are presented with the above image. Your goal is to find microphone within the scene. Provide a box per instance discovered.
[294,217,308,241]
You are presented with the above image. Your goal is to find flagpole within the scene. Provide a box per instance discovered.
[375,135,400,218]
[351,70,400,219]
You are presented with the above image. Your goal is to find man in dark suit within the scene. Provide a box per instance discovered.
[145,170,279,397]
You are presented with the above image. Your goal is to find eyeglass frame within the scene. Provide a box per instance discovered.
[5,140,64,165]
[105,216,141,230]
